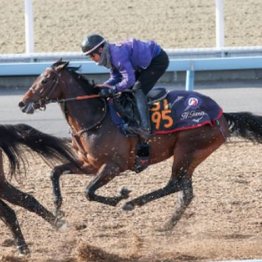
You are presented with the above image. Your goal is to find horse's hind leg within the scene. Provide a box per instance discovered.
[0,199,29,255]
[123,125,226,230]
[122,134,195,211]
[122,153,193,211]
[159,162,193,231]
[163,126,226,230]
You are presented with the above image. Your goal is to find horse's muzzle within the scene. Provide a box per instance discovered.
[18,101,36,114]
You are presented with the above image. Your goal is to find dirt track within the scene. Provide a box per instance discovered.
[0,0,261,54]
[0,140,262,261]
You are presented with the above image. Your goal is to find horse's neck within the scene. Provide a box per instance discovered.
[60,76,106,132]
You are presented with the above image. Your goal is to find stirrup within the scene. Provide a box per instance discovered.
[137,127,151,140]
[126,125,151,140]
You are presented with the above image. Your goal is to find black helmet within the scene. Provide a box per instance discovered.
[81,34,106,55]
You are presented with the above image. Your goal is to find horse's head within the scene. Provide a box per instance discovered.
[18,60,72,114]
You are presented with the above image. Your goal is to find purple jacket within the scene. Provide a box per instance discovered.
[104,38,161,92]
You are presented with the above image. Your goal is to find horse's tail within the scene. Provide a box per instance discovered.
[0,124,79,178]
[223,112,262,143]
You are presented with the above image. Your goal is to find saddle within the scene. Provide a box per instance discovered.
[111,88,168,133]
[109,87,223,136]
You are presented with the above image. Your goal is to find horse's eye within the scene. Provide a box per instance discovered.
[41,78,48,84]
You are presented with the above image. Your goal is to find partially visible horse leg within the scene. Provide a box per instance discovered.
[0,199,29,255]
[85,162,130,206]
[0,150,29,254]
[0,149,62,254]
[0,181,64,253]
[0,181,59,225]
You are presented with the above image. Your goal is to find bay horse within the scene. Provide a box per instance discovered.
[18,60,262,231]
[0,123,79,255]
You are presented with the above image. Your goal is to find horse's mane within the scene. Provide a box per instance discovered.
[52,59,100,95]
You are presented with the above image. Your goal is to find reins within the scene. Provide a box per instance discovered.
[46,94,102,104]
[70,97,108,137]
[46,93,108,137]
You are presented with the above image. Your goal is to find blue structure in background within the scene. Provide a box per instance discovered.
[0,49,262,91]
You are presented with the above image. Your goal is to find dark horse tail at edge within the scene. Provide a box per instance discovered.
[224,112,262,143]
[0,123,78,178]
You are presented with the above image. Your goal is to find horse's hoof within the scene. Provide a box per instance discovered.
[157,224,173,232]
[157,220,176,232]
[122,202,135,211]
[54,218,68,232]
[17,244,30,256]
[54,209,65,219]
[120,187,131,199]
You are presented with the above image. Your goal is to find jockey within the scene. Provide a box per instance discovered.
[81,34,169,140]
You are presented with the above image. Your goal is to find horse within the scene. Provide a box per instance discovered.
[18,60,262,231]
[0,123,79,255]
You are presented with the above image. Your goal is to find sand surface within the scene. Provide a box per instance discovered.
[0,141,262,261]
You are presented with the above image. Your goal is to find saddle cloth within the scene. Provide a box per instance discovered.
[108,89,223,135]
[149,89,223,134]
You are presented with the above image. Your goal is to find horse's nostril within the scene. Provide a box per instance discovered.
[18,101,25,107]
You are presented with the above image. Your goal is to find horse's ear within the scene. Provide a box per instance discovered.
[56,60,69,71]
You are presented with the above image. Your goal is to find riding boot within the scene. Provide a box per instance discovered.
[132,89,151,140]
[112,97,126,117]
[131,89,151,171]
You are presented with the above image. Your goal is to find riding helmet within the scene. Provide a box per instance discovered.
[81,34,106,55]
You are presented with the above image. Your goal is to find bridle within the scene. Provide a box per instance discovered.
[29,67,103,106]
[28,68,59,110]
[30,66,108,136]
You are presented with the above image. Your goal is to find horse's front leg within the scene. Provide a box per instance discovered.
[85,163,130,206]
[50,162,94,216]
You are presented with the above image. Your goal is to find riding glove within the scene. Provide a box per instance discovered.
[99,87,117,98]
